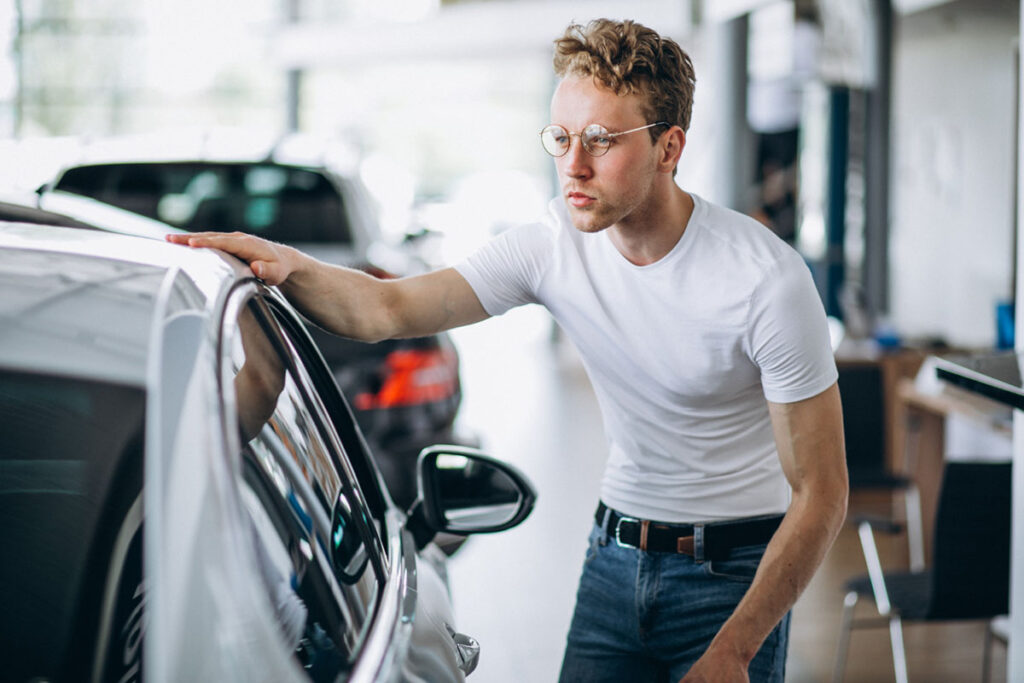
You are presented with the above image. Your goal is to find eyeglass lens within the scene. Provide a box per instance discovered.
[540,124,612,157]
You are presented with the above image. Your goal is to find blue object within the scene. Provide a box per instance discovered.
[996,300,1015,350]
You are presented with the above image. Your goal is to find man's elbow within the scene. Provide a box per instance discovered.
[343,282,406,342]
[822,470,849,537]
[794,469,848,538]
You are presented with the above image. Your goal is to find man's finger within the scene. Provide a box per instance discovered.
[251,260,287,285]
[185,232,245,249]
[166,232,221,247]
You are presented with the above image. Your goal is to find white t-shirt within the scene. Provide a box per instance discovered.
[455,193,838,522]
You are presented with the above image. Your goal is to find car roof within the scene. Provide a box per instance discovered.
[0,221,246,386]
[49,129,361,175]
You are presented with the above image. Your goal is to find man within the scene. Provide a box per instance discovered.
[168,18,847,683]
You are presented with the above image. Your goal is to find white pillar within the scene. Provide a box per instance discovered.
[709,14,756,210]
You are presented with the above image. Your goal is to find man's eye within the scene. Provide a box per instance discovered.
[554,134,569,145]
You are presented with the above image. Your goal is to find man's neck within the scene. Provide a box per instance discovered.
[607,185,694,267]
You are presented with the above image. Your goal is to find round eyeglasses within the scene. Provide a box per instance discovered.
[539,121,669,157]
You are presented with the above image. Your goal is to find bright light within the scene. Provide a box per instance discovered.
[350,0,440,24]
[437,454,469,470]
[0,2,14,101]
[143,0,265,97]
[360,152,416,236]
[797,209,827,260]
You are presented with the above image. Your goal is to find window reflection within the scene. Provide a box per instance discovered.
[231,303,342,516]
[227,298,380,667]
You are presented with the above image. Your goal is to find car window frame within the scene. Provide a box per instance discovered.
[258,286,393,526]
[222,285,387,558]
[249,291,388,570]
[216,283,393,663]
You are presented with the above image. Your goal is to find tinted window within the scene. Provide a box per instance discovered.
[0,370,145,683]
[56,162,352,245]
[265,298,390,522]
[226,299,382,675]
[239,449,351,680]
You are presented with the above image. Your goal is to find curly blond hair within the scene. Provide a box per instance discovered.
[553,19,696,138]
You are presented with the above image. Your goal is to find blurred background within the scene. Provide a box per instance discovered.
[2,0,1019,350]
[2,0,1022,681]
[1,0,1019,350]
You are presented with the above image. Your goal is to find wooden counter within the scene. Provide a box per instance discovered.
[895,373,1012,561]
[837,347,1011,564]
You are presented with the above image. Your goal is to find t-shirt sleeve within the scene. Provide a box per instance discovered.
[453,221,552,317]
[747,251,838,403]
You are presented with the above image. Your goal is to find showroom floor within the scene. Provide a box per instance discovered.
[447,307,1007,683]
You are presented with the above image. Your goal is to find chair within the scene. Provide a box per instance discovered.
[982,616,1009,683]
[832,460,1012,683]
[838,363,926,571]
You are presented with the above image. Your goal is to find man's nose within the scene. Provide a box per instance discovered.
[560,137,592,180]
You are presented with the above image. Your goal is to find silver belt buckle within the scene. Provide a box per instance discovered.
[614,515,640,549]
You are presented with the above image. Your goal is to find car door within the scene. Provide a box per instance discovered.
[253,287,471,683]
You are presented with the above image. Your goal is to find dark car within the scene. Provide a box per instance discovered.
[39,145,471,509]
[0,220,536,682]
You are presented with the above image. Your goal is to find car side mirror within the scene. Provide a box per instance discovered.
[407,445,536,547]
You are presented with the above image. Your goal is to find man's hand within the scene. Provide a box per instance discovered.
[166,231,299,285]
[679,645,749,683]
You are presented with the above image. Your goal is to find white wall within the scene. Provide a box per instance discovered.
[1011,2,1024,680]
[889,0,1018,348]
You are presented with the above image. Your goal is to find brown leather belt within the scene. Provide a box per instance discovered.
[595,502,784,560]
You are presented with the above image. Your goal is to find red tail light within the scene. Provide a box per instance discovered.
[354,347,459,410]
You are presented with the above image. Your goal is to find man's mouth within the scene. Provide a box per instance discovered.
[567,192,595,209]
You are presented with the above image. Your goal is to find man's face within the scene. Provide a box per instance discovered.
[549,76,661,234]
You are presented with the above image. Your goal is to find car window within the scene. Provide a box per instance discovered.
[0,369,145,683]
[262,295,390,524]
[55,162,352,245]
[224,296,383,675]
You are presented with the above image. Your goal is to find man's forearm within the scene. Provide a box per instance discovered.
[280,254,400,342]
[706,488,847,665]
[691,382,850,671]
[280,256,490,342]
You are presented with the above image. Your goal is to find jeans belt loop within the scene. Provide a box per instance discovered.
[600,507,613,543]
[693,523,706,564]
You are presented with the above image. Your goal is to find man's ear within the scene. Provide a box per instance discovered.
[658,127,686,173]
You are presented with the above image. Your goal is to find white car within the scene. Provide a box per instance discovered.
[18,176,473,514]
[0,219,535,682]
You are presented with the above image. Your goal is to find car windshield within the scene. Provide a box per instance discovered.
[55,162,352,245]
[0,369,146,683]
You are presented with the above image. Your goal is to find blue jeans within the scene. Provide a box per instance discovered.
[558,523,790,683]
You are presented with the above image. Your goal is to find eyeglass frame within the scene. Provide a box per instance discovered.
[539,121,671,157]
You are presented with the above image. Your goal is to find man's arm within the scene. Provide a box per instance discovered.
[681,381,848,683]
[167,231,490,341]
